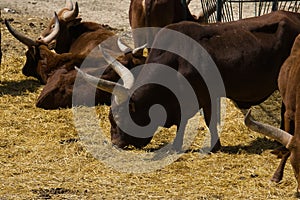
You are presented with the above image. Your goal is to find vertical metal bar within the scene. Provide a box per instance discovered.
[258,0,263,16]
[181,0,188,19]
[217,0,223,21]
[295,1,300,12]
[229,0,234,20]
[272,0,279,11]
[239,0,243,20]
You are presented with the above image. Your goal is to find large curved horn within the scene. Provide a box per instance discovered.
[40,13,60,43]
[65,0,73,10]
[5,19,37,46]
[63,1,79,20]
[117,38,132,54]
[75,67,129,104]
[100,45,134,89]
[244,110,293,148]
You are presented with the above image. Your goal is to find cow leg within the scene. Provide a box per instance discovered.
[271,102,287,151]
[271,151,291,182]
[271,104,293,182]
[172,119,188,152]
[203,104,221,152]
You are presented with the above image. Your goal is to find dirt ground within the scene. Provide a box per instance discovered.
[0,0,202,30]
[0,0,298,199]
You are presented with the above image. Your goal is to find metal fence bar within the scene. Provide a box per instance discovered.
[201,0,300,23]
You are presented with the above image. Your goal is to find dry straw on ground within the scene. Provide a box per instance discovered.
[0,3,298,200]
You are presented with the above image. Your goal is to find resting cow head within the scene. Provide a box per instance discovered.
[5,17,60,83]
[39,0,81,53]
[35,41,148,110]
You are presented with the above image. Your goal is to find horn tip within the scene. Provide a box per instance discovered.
[244,109,252,126]
[4,18,10,26]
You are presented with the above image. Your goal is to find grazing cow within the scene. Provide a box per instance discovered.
[5,12,146,109]
[76,11,300,153]
[245,34,300,195]
[129,0,209,47]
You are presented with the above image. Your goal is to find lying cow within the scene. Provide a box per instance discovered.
[245,34,300,195]
[76,10,300,153]
[5,8,146,109]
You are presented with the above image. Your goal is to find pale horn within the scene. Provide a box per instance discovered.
[65,0,74,11]
[75,67,129,105]
[117,38,132,54]
[40,13,60,44]
[244,110,293,148]
[63,1,79,20]
[99,45,135,89]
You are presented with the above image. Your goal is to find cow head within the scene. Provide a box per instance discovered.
[39,0,80,52]
[5,16,60,83]
[75,46,153,148]
[34,40,148,110]
[245,110,300,195]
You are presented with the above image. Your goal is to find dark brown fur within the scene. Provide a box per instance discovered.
[108,11,300,162]
[129,0,198,46]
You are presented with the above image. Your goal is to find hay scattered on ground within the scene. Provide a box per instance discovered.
[0,11,297,200]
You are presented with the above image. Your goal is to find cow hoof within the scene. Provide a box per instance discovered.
[270,175,282,183]
[210,140,221,153]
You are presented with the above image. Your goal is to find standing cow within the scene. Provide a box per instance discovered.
[76,11,300,166]
[245,34,300,195]
[129,0,202,47]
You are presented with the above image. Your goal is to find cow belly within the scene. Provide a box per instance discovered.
[225,79,277,108]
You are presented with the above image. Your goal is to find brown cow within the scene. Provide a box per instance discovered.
[129,0,204,47]
[245,34,300,195]
[34,42,147,109]
[5,0,92,83]
[38,0,81,53]
[76,10,300,154]
[5,14,114,84]
[5,7,146,109]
